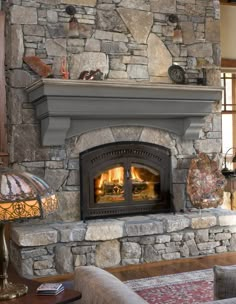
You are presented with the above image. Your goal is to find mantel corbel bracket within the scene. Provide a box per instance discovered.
[183,117,205,140]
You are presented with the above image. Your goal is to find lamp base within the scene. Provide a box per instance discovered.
[0,282,28,300]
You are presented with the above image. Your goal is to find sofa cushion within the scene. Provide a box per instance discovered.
[74,266,148,304]
[214,265,236,300]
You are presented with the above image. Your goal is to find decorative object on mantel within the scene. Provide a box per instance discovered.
[65,5,79,38]
[23,56,53,78]
[221,147,236,177]
[60,56,69,79]
[187,152,226,209]
[168,64,185,84]
[0,165,58,300]
[78,69,104,80]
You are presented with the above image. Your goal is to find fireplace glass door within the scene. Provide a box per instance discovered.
[94,164,160,204]
[80,142,172,220]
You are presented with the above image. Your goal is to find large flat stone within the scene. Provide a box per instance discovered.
[95,240,121,268]
[85,220,124,241]
[11,225,58,246]
[125,219,164,236]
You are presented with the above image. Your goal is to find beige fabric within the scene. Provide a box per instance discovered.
[214,265,236,300]
[74,266,148,304]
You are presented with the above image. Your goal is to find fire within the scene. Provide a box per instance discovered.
[98,166,143,188]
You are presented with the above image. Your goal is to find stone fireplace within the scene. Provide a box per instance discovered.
[3,0,231,278]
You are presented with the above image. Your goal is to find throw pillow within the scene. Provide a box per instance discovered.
[214,265,236,300]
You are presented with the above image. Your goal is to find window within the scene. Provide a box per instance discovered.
[221,72,236,170]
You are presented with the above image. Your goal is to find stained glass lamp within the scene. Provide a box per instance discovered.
[0,166,58,300]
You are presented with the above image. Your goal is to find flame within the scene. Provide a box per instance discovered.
[98,166,143,188]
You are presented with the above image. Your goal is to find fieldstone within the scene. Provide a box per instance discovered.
[9,69,33,88]
[111,127,143,141]
[127,64,149,79]
[67,170,80,186]
[194,139,222,153]
[55,245,73,273]
[45,39,67,56]
[186,239,199,256]
[34,258,54,270]
[125,219,164,236]
[219,215,236,226]
[11,225,58,246]
[195,229,209,243]
[187,43,213,57]
[72,245,95,255]
[85,220,124,241]
[191,216,217,229]
[85,39,101,52]
[21,248,48,259]
[108,70,128,79]
[44,168,68,190]
[34,269,57,276]
[182,21,195,45]
[164,216,190,232]
[122,259,140,265]
[74,255,87,267]
[121,242,141,259]
[69,128,114,156]
[10,5,37,24]
[47,24,67,38]
[197,241,220,251]
[113,32,128,42]
[95,240,121,268]
[94,30,113,40]
[97,9,127,32]
[117,8,153,44]
[9,25,24,68]
[162,252,180,260]
[172,184,186,212]
[215,233,231,241]
[205,19,220,43]
[70,52,109,80]
[23,25,45,36]
[147,33,172,77]
[143,245,162,262]
[62,0,97,6]
[140,236,156,244]
[150,0,176,13]
[101,41,128,54]
[179,244,190,257]
[56,191,80,222]
[52,222,86,242]
[119,0,150,11]
[8,88,25,124]
[216,246,227,253]
[156,235,171,243]
[47,10,58,23]
[171,233,183,242]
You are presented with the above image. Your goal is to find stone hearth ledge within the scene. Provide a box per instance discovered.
[26,79,222,146]
[10,209,236,278]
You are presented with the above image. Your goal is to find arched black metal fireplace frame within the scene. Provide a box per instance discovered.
[80,141,173,220]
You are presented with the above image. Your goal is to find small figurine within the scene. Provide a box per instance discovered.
[78,69,104,80]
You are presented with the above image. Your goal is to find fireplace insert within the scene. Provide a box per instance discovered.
[80,142,173,220]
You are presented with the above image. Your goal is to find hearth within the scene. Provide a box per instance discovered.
[80,142,172,220]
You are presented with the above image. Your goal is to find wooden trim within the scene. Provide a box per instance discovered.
[0,11,7,162]
[222,58,236,68]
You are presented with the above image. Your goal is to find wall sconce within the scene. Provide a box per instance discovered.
[222,147,236,176]
[65,5,79,38]
[168,14,183,44]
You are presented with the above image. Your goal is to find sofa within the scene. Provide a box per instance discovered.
[74,266,236,304]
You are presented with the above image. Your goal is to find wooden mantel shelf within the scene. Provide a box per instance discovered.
[26,79,222,146]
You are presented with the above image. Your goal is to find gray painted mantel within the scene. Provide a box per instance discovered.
[26,79,222,146]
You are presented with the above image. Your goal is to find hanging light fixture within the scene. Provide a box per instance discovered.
[65,5,79,38]
[168,14,183,44]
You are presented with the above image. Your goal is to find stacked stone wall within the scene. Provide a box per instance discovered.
[10,210,236,278]
[3,0,223,221]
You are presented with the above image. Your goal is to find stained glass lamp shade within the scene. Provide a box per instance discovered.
[0,167,58,300]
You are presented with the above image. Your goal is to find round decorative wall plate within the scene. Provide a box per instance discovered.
[168,65,185,84]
